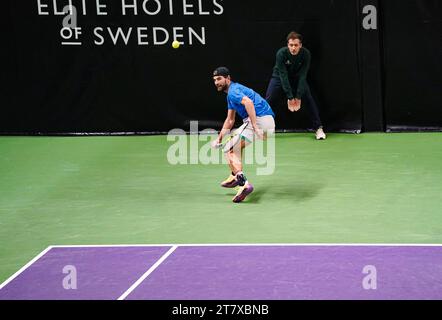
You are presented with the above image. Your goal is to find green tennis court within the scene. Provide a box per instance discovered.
[1,132,441,284]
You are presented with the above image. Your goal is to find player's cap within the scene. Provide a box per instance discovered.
[213,67,230,77]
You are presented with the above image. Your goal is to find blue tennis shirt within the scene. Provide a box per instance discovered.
[227,82,275,119]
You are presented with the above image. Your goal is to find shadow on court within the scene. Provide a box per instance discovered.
[225,183,323,204]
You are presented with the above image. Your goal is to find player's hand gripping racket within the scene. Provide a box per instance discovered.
[212,121,249,153]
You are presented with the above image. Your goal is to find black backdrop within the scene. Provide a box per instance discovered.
[1,0,441,134]
[381,0,442,131]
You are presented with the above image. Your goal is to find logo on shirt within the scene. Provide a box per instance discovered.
[285,60,292,65]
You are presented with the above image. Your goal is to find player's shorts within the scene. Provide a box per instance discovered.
[241,115,275,143]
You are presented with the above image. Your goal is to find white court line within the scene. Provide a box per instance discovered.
[0,246,53,290]
[52,244,173,248]
[117,245,178,300]
[51,243,442,248]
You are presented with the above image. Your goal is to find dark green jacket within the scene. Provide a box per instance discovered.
[272,46,311,100]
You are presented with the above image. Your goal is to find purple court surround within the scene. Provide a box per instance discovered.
[1,244,442,300]
[0,246,171,300]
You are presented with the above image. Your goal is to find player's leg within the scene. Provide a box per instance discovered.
[231,115,275,202]
[227,139,254,203]
[303,83,326,140]
[221,124,252,188]
[228,122,256,183]
[225,139,247,184]
[229,123,258,202]
[220,162,239,188]
[220,133,244,188]
[256,115,276,139]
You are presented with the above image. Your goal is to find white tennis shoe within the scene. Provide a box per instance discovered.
[315,127,326,140]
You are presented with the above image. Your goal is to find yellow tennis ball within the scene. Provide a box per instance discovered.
[172,40,180,49]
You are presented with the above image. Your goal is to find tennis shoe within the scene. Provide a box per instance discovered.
[232,182,254,203]
[221,175,239,188]
[315,127,326,140]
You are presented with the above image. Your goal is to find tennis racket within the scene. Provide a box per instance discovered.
[213,121,249,153]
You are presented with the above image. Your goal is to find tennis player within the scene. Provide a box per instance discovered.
[212,67,276,203]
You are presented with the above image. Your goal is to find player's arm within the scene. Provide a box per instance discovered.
[241,96,258,129]
[276,51,300,112]
[242,96,264,139]
[217,109,236,143]
[289,52,311,112]
[275,51,295,100]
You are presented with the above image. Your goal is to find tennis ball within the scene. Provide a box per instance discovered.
[172,40,180,49]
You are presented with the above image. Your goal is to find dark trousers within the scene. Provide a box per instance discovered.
[265,76,323,130]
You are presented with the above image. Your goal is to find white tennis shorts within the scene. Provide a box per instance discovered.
[241,115,275,143]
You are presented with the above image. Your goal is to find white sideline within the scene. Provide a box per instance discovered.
[50,243,442,248]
